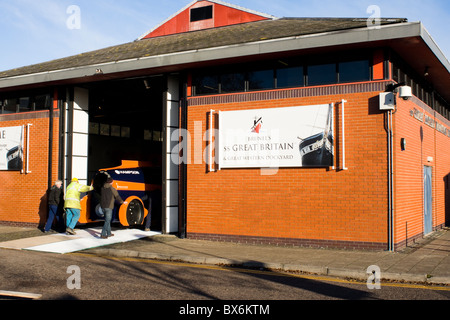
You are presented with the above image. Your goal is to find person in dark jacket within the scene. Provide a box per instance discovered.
[100,178,124,239]
[44,180,64,233]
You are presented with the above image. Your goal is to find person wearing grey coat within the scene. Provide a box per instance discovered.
[100,178,124,239]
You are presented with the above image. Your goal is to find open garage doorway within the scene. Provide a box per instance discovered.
[86,76,166,231]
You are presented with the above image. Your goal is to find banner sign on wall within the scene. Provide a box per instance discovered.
[218,104,334,169]
[0,126,24,171]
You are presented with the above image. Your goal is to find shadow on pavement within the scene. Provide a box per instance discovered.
[84,249,377,300]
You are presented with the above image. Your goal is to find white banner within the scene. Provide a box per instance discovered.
[0,126,24,171]
[218,104,334,168]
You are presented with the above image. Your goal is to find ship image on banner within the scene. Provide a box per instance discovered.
[219,104,334,169]
[0,126,24,171]
[298,103,334,167]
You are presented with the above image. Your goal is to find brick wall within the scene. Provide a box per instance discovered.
[0,111,60,227]
[394,96,450,249]
[186,84,390,249]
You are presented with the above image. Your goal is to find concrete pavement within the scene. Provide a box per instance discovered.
[1,224,449,285]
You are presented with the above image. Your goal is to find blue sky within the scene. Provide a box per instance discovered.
[1,0,449,72]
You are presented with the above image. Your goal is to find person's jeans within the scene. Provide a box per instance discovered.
[66,208,80,230]
[45,205,59,232]
[101,208,113,238]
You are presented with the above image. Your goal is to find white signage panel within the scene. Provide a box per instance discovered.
[218,104,334,169]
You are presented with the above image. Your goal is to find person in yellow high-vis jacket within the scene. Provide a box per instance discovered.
[64,178,93,235]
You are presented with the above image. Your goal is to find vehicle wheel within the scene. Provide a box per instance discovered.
[126,199,144,226]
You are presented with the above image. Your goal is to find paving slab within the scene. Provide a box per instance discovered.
[0,226,35,234]
[0,235,72,250]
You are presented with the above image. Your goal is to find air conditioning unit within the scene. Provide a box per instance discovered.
[379,92,395,111]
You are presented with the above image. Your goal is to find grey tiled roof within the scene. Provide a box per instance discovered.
[0,17,407,79]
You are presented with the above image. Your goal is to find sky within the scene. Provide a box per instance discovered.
[0,0,449,72]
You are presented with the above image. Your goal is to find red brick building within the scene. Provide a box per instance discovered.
[0,0,449,251]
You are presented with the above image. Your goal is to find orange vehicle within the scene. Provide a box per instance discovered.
[79,160,162,227]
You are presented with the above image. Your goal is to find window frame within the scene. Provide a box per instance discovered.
[191,51,386,97]
[190,5,213,23]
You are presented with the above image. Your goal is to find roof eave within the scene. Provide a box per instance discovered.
[0,22,445,91]
[419,23,450,74]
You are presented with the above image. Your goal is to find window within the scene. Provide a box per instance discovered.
[100,124,110,136]
[418,87,424,102]
[424,91,430,106]
[411,80,418,98]
[404,73,414,95]
[3,99,18,114]
[191,54,376,96]
[307,63,336,86]
[19,97,31,113]
[111,125,121,137]
[152,130,162,142]
[339,60,370,83]
[89,122,99,135]
[34,94,50,110]
[398,69,406,85]
[144,130,152,141]
[277,66,304,88]
[221,72,245,93]
[190,5,213,22]
[248,69,274,91]
[392,64,400,82]
[193,74,219,95]
[121,127,131,138]
[0,91,51,114]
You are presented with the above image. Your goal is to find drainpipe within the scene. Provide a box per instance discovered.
[383,82,404,252]
[387,109,394,251]
[382,94,395,252]
[65,88,74,187]
[58,89,66,183]
[341,100,348,171]
[48,89,57,189]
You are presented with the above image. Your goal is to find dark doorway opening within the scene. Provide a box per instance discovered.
[86,76,165,231]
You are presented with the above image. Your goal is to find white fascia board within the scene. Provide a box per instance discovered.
[419,23,450,74]
[209,0,276,20]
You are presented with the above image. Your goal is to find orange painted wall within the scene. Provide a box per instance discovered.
[213,3,270,28]
[372,49,385,81]
[186,89,390,246]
